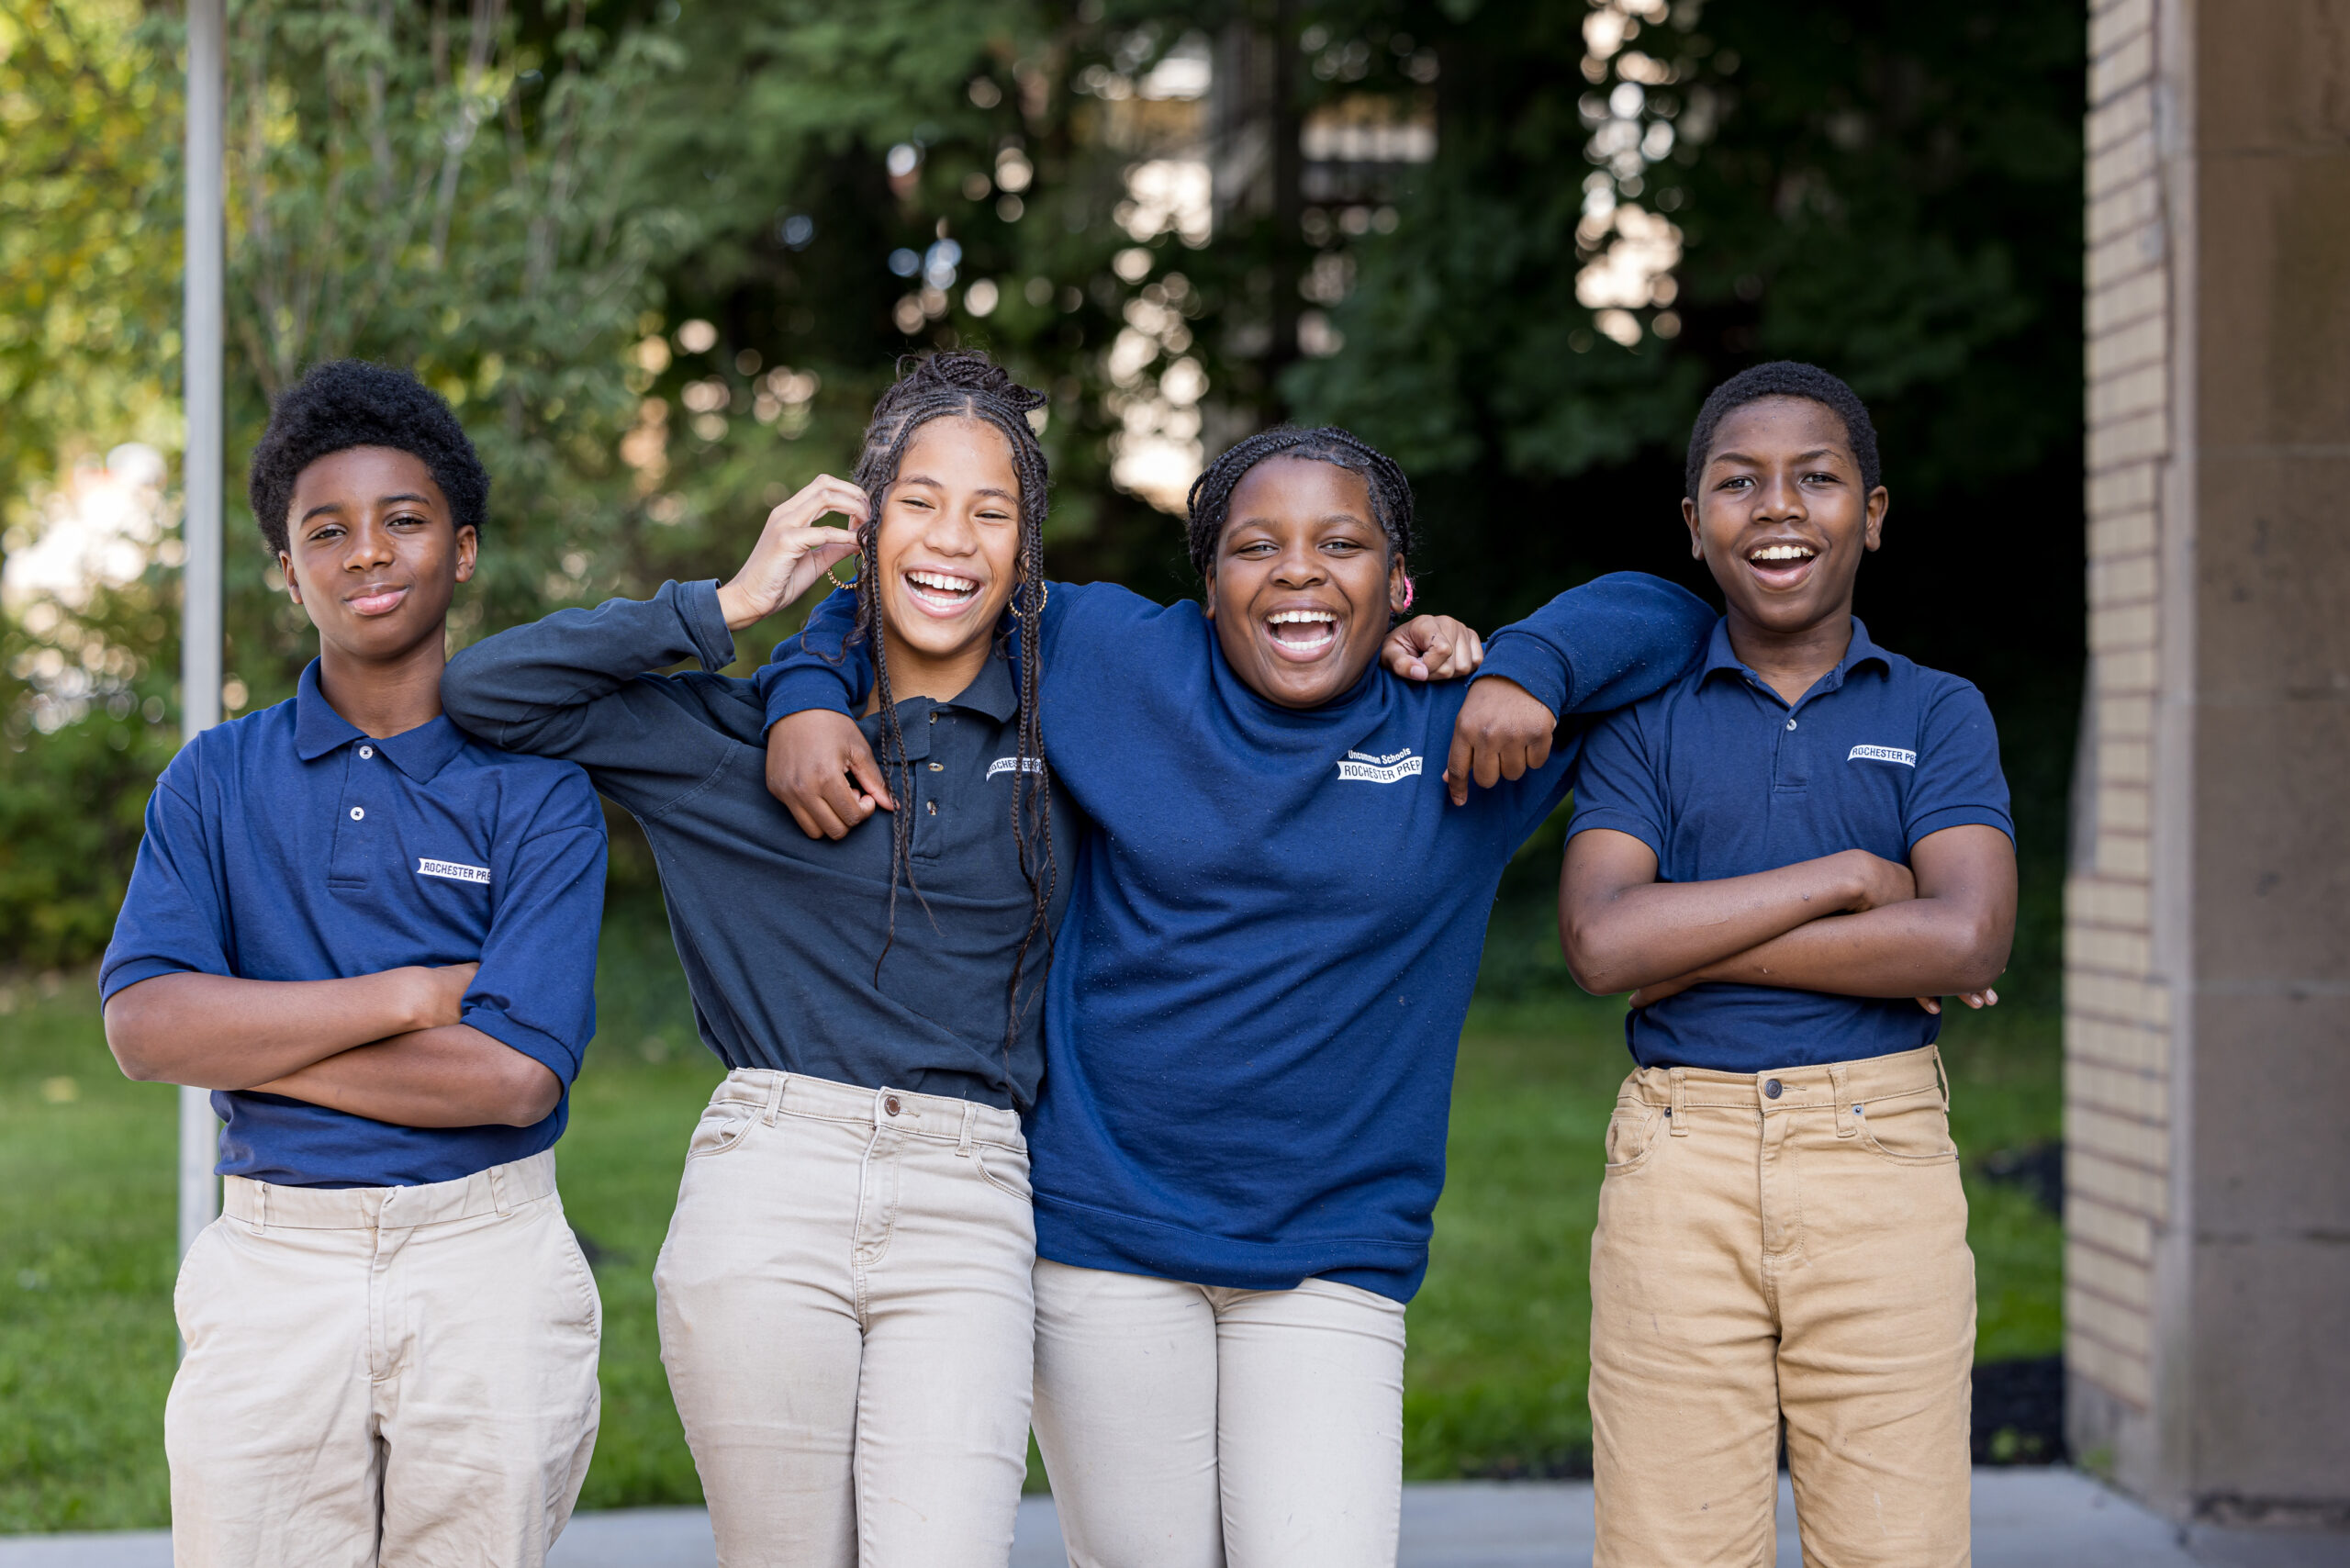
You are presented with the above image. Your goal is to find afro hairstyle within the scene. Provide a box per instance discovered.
[1683,361,1881,501]
[246,360,489,555]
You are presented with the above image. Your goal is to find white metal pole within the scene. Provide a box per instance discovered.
[179,0,226,1262]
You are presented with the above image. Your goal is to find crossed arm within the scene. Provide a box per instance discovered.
[1559,824,2016,1010]
[104,964,561,1127]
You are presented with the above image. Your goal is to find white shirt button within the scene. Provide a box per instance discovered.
[349,806,365,821]
[358,745,375,759]
[1785,718,1798,731]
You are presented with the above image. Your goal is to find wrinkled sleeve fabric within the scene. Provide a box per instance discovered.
[460,771,607,1086]
[757,587,869,730]
[1906,678,2014,848]
[1473,571,1714,718]
[1566,701,1669,862]
[441,581,738,816]
[99,759,231,1001]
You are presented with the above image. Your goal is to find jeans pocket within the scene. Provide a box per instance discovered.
[1603,1103,1667,1175]
[1857,1092,1959,1164]
[973,1144,1034,1204]
[685,1103,756,1160]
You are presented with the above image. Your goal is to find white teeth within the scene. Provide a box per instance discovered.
[1750,544,1816,562]
[1266,610,1337,624]
[907,570,978,593]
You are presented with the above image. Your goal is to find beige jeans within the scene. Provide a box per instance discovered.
[654,1070,1037,1568]
[1589,1043,1975,1568]
[167,1149,602,1568]
[1031,1260,1410,1568]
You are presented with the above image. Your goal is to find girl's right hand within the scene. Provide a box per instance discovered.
[714,475,869,631]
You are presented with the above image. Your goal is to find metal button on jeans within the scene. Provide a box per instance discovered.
[883,1094,901,1116]
[1764,1078,1783,1099]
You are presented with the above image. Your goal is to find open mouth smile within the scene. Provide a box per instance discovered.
[1743,541,1820,590]
[1263,607,1340,660]
[902,568,983,617]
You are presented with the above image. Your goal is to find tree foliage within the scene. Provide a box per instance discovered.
[3,0,2086,966]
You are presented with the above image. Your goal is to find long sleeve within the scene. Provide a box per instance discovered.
[441,580,747,815]
[1473,571,1715,718]
[755,586,871,729]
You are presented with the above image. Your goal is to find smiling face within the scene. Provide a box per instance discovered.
[868,415,1024,700]
[1203,455,1407,710]
[1683,395,1888,638]
[280,445,475,666]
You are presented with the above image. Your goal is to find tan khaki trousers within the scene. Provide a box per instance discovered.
[1030,1260,1410,1568]
[167,1149,602,1568]
[653,1070,1037,1568]
[1589,1044,1975,1568]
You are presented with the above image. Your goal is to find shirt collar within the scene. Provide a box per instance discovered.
[292,660,468,780]
[1699,616,1891,696]
[940,646,1020,723]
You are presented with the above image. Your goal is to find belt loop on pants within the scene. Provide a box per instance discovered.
[1668,1067,1689,1137]
[956,1102,976,1158]
[764,1072,786,1126]
[1830,1061,1856,1138]
[253,1182,268,1236]
[1931,1046,1952,1114]
[490,1162,513,1218]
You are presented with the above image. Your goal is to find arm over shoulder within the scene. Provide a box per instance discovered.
[1475,572,1713,718]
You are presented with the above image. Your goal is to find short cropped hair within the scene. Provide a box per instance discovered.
[1684,361,1881,501]
[246,360,489,554]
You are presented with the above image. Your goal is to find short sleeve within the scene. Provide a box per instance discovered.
[100,772,231,1001]
[462,771,608,1086]
[1906,680,2014,847]
[1566,701,1669,861]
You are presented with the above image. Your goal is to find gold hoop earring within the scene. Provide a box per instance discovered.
[1021,578,1048,615]
[827,562,857,593]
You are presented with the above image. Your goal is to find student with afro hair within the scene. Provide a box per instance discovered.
[756,424,1718,1565]
[1562,362,2015,1565]
[102,359,609,1567]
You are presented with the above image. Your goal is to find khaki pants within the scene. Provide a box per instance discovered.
[1589,1044,1975,1568]
[653,1070,1037,1568]
[167,1149,602,1568]
[1030,1260,1409,1568]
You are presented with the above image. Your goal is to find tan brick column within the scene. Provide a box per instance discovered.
[2068,0,2350,1523]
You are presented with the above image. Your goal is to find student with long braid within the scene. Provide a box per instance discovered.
[758,426,1718,1566]
[442,353,1068,1566]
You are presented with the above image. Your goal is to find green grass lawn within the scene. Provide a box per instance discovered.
[0,913,2061,1529]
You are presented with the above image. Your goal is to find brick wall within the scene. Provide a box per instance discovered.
[2066,0,2169,1414]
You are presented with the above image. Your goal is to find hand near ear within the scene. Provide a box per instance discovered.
[716,474,868,632]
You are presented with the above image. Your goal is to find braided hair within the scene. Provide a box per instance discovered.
[837,351,1056,1086]
[1684,361,1882,500]
[1182,426,1416,584]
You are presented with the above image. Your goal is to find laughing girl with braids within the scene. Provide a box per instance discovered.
[759,426,1717,1566]
[441,351,1073,1567]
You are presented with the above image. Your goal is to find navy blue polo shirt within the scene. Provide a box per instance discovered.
[100,661,606,1187]
[1569,618,2012,1071]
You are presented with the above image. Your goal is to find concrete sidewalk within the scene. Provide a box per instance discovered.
[2,1470,2340,1566]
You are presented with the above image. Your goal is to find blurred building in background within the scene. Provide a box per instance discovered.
[2068,0,2350,1526]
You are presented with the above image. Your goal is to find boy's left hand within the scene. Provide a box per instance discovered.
[1384,615,1484,681]
[1444,676,1556,806]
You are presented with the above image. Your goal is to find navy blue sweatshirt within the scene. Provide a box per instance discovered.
[760,574,1713,1301]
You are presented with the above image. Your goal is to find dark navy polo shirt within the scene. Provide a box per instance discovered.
[100,661,606,1187]
[1569,617,2012,1072]
[440,581,1075,1112]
